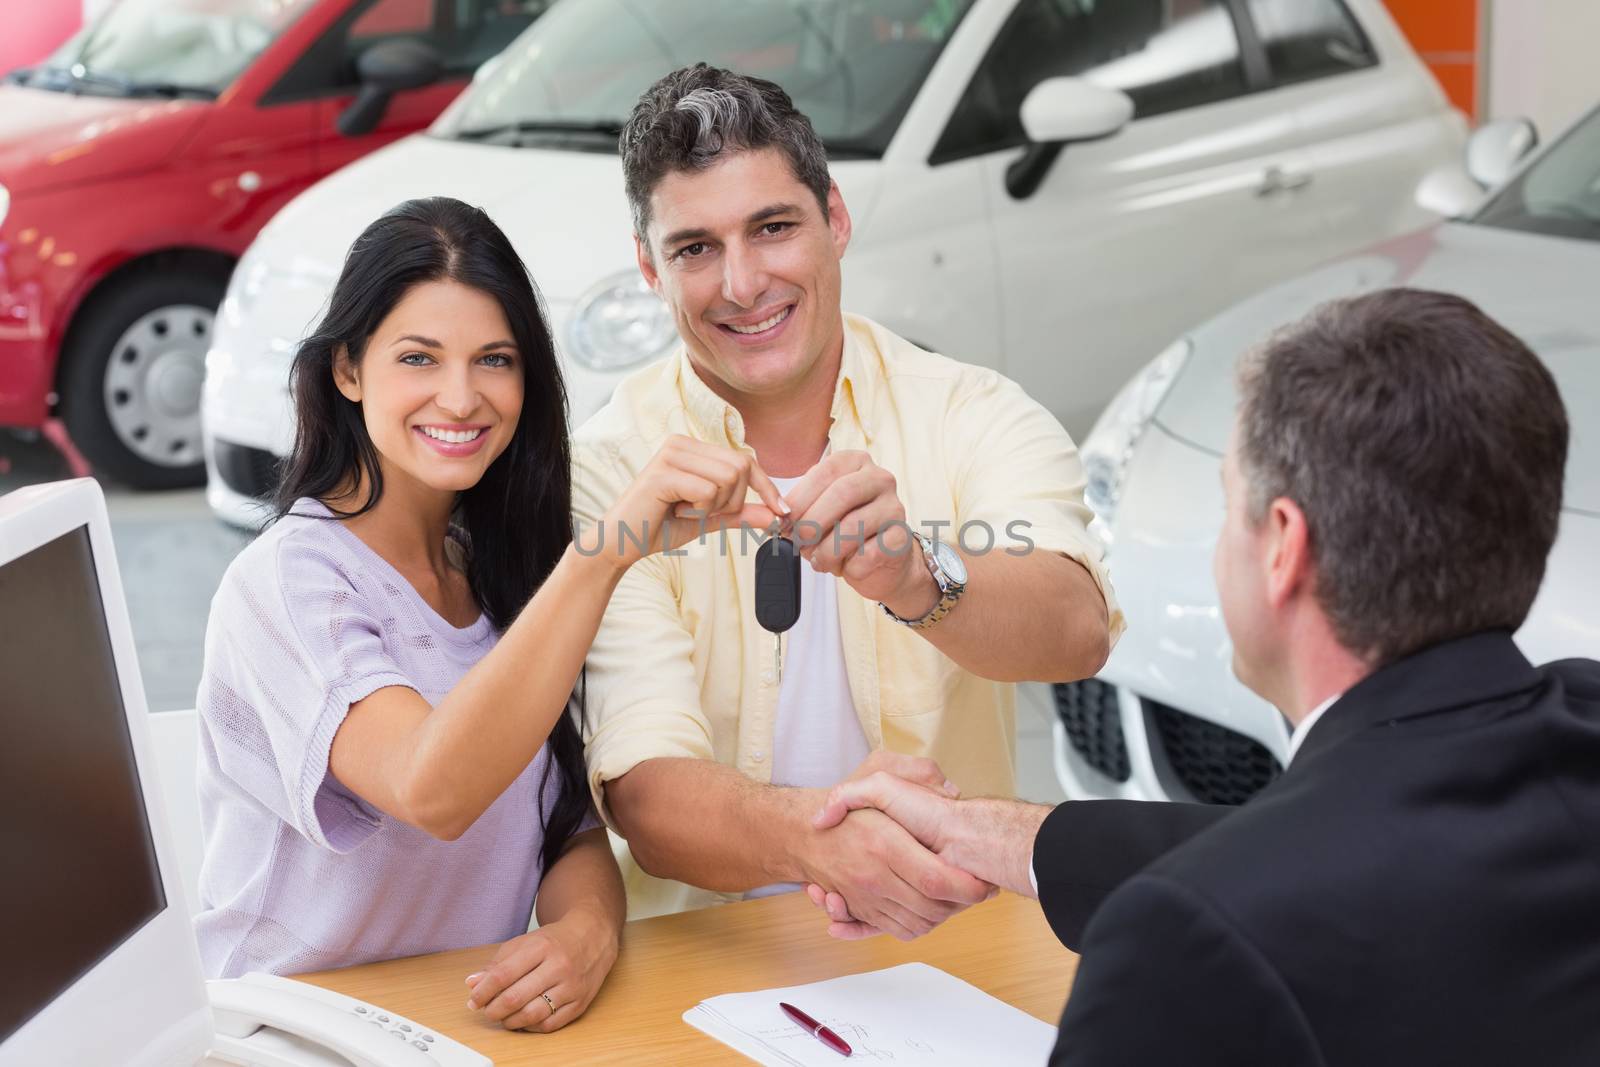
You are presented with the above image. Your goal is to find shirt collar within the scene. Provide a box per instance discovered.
[671,314,876,449]
[1285,692,1341,766]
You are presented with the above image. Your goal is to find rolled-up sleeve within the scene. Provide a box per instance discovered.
[947,369,1125,645]
[572,436,716,830]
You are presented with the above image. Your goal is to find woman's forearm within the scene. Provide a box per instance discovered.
[395,543,626,837]
[534,828,626,934]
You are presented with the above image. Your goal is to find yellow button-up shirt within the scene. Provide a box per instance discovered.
[571,314,1124,917]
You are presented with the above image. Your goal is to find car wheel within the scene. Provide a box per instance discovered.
[58,268,225,490]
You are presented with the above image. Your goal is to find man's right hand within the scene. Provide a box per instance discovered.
[793,751,988,942]
[803,771,971,939]
[798,804,991,941]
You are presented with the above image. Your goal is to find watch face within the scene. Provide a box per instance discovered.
[933,539,968,584]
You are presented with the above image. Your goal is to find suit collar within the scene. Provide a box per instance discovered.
[1294,630,1539,764]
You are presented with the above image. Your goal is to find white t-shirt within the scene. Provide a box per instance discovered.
[747,475,871,898]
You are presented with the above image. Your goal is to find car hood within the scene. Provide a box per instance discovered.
[0,84,207,196]
[259,134,644,302]
[252,133,885,304]
[1157,222,1600,514]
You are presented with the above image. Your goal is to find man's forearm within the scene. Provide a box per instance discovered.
[605,758,821,892]
[885,549,1109,684]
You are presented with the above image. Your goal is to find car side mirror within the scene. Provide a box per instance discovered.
[1415,164,1485,219]
[1007,77,1134,200]
[472,52,504,85]
[1415,117,1539,220]
[1465,118,1538,188]
[337,39,443,137]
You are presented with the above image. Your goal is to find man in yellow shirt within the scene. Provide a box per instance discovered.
[572,63,1123,934]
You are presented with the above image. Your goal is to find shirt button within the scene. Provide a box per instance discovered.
[752,750,765,761]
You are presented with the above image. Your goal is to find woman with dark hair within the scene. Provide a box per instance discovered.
[193,197,784,1032]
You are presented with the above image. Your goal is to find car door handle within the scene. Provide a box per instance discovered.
[1256,166,1314,197]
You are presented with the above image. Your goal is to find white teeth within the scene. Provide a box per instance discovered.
[420,427,483,444]
[726,307,791,334]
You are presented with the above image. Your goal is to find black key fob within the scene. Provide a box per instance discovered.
[755,535,802,634]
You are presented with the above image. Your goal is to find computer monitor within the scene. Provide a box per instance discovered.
[0,479,212,1067]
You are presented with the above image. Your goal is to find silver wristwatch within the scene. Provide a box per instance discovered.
[882,532,967,630]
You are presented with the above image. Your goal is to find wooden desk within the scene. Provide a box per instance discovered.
[301,891,1076,1065]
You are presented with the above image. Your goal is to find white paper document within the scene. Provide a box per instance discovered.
[683,962,1056,1066]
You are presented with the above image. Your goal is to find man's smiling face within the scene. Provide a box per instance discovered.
[636,146,852,404]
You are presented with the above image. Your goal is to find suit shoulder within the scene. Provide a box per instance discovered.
[1141,790,1340,917]
[1546,656,1600,698]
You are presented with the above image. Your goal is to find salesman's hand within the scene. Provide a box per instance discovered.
[464,909,619,1033]
[846,748,961,800]
[800,805,992,942]
[813,769,957,845]
[781,451,938,614]
[805,771,970,939]
[590,435,788,568]
[794,750,987,942]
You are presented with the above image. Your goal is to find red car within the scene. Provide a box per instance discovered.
[0,0,546,487]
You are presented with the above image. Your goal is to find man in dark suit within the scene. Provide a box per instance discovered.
[810,288,1600,1065]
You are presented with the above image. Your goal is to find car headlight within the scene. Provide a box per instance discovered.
[1081,337,1193,548]
[0,181,10,230]
[567,270,677,372]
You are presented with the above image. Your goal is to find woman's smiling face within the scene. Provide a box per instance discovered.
[334,279,524,496]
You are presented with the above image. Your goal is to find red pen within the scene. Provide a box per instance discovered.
[780,1001,853,1057]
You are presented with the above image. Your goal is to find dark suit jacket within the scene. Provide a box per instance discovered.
[1032,631,1600,1066]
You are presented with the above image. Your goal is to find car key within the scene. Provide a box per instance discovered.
[755,535,802,683]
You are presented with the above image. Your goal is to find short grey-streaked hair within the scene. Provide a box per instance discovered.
[620,63,831,246]
[1235,288,1567,666]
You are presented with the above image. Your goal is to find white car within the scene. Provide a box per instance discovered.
[1060,104,1600,805]
[204,0,1463,526]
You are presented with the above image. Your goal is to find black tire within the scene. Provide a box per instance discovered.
[58,267,227,490]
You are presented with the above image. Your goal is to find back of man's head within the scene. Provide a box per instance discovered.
[1237,287,1568,666]
[620,63,831,248]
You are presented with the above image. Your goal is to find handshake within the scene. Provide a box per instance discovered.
[797,751,1046,942]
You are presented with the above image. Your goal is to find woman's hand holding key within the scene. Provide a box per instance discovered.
[586,435,789,569]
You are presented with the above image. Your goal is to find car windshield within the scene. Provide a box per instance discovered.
[18,0,317,98]
[432,0,977,156]
[1476,106,1600,242]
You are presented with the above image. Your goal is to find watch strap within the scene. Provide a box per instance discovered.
[881,533,965,630]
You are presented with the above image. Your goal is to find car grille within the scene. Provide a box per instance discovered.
[1146,699,1282,805]
[1053,678,1130,783]
[212,439,281,501]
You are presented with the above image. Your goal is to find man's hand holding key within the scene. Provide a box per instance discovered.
[780,451,941,620]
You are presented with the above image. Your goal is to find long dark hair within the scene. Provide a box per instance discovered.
[274,196,587,874]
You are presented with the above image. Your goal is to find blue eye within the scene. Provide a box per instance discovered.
[399,352,433,366]
[481,352,514,368]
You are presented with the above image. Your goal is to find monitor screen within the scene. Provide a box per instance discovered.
[0,527,167,1042]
